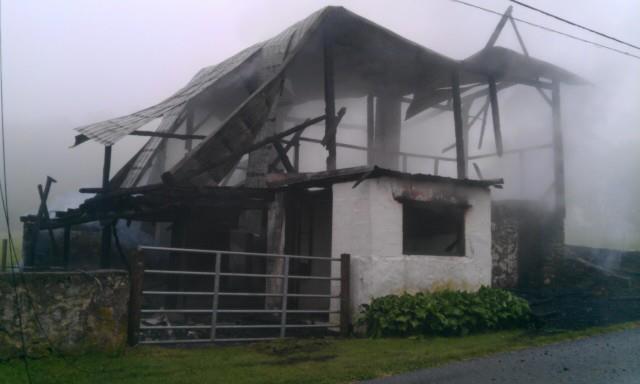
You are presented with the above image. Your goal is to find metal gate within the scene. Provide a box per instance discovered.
[129,246,350,345]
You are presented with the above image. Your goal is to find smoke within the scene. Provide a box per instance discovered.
[1,0,638,252]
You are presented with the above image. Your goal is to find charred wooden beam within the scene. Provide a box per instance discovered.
[472,162,484,179]
[100,145,113,268]
[129,131,205,140]
[323,32,337,170]
[468,143,552,160]
[488,76,503,156]
[245,113,329,157]
[366,94,375,165]
[272,141,295,173]
[551,80,565,218]
[451,69,467,179]
[485,6,513,48]
[268,122,308,171]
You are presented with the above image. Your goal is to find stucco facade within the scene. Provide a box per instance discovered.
[330,176,492,318]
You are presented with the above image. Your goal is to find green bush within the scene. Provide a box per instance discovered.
[358,287,533,337]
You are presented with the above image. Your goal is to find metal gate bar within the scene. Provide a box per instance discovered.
[134,246,350,345]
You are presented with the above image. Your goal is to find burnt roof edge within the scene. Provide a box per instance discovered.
[266,166,503,189]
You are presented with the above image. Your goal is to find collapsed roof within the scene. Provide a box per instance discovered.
[72,6,586,187]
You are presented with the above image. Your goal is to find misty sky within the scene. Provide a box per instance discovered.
[2,0,640,249]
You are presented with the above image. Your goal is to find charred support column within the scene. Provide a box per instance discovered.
[323,32,337,170]
[366,94,375,166]
[100,145,112,268]
[551,80,565,218]
[451,69,467,179]
[372,96,401,169]
[488,76,503,156]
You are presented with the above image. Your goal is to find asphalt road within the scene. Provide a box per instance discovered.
[364,328,640,384]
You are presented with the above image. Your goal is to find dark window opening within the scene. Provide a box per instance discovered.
[402,201,466,256]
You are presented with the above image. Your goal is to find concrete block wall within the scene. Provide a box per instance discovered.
[331,177,493,319]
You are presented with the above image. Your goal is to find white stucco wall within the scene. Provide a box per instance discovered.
[330,176,492,318]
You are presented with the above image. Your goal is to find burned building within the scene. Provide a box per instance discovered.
[21,6,587,340]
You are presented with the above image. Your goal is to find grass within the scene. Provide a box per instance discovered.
[1,322,638,384]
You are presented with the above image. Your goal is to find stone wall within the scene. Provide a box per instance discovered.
[0,270,129,359]
[491,200,562,288]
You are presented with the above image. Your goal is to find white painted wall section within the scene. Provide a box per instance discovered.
[331,176,492,318]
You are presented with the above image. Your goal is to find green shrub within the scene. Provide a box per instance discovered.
[358,287,533,337]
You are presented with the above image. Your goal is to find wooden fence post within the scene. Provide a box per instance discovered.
[1,239,7,272]
[340,253,351,337]
[128,250,144,346]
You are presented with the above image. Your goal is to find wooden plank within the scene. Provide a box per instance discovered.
[323,33,337,170]
[551,80,565,217]
[451,69,467,179]
[488,77,504,156]
[340,253,351,337]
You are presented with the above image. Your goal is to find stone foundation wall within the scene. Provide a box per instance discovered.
[491,200,562,288]
[0,270,129,359]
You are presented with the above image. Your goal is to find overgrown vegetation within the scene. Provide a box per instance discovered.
[359,287,533,337]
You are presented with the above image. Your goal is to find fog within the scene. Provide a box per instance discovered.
[3,0,640,250]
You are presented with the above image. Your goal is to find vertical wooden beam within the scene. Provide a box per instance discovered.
[451,69,467,179]
[127,250,144,346]
[294,140,300,171]
[1,239,7,272]
[323,33,337,171]
[366,94,375,165]
[488,77,503,156]
[340,253,351,337]
[100,145,112,268]
[551,80,565,218]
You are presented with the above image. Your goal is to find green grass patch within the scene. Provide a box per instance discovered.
[1,322,638,384]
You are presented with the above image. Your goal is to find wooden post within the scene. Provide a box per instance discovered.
[323,33,337,170]
[551,80,565,218]
[451,69,467,179]
[100,145,112,268]
[127,250,144,346]
[488,76,504,156]
[340,253,351,337]
[1,239,7,272]
[366,94,375,166]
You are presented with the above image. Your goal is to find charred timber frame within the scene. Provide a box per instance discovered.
[323,31,337,171]
[100,145,112,268]
[551,80,565,218]
[366,94,375,166]
[451,68,467,179]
